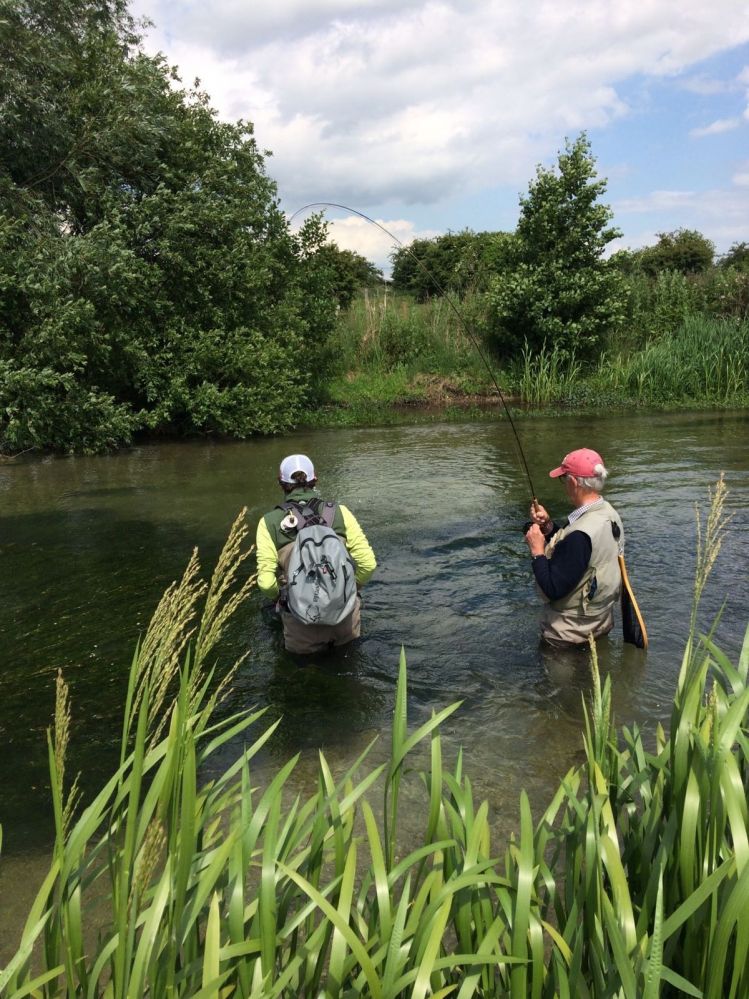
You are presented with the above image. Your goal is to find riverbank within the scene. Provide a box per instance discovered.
[312,291,749,429]
[302,366,749,431]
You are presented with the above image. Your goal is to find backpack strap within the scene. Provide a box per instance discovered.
[319,500,337,528]
[276,497,333,530]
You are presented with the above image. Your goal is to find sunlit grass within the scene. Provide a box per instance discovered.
[517,340,582,405]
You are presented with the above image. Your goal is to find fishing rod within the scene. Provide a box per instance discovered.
[288,202,538,503]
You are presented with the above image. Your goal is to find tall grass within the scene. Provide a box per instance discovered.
[601,316,749,405]
[517,340,582,405]
[319,287,749,418]
[330,289,491,380]
[2,483,748,996]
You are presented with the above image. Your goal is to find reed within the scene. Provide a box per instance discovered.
[597,316,749,405]
[330,289,490,378]
[517,339,582,404]
[1,484,747,997]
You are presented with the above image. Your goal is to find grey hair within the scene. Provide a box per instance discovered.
[574,463,608,493]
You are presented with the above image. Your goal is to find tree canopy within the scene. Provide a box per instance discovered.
[488,133,625,358]
[0,0,340,451]
[720,241,749,272]
[390,230,515,301]
[636,229,715,276]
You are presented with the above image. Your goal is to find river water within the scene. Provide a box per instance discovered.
[1,410,748,949]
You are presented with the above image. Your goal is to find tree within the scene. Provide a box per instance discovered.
[720,242,749,272]
[308,244,383,310]
[0,0,339,451]
[391,230,516,300]
[488,134,625,358]
[637,229,714,276]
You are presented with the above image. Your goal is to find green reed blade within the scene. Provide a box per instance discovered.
[705,861,749,999]
[328,839,357,990]
[277,861,383,999]
[411,897,451,999]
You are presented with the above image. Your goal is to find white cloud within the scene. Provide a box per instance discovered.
[616,190,697,213]
[678,73,732,95]
[614,185,749,248]
[134,0,749,209]
[325,216,441,274]
[689,117,741,138]
[733,170,749,186]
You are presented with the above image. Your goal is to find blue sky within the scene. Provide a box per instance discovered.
[135,1,749,272]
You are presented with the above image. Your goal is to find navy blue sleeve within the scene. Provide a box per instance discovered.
[532,531,592,601]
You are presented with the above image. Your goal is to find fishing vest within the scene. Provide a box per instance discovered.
[539,499,623,644]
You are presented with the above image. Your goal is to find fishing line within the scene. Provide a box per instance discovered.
[288,201,537,501]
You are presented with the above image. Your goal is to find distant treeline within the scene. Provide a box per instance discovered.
[387,187,748,361]
[2,2,747,453]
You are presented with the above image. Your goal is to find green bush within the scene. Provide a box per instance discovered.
[0,1,340,453]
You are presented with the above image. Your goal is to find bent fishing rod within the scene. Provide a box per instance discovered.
[288,201,538,505]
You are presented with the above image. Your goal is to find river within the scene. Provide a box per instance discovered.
[1,410,748,952]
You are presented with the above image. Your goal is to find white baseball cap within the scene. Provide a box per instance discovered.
[279,454,316,484]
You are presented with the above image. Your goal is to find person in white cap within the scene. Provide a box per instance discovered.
[255,454,377,654]
[523,447,623,646]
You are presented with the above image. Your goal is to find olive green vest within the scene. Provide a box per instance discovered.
[263,488,347,550]
[540,499,623,644]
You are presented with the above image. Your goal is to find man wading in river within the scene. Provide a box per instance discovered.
[524,448,623,646]
[256,454,377,654]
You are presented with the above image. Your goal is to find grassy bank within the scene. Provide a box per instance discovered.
[306,290,749,428]
[2,482,749,997]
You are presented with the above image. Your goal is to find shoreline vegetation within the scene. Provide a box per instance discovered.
[302,284,749,432]
[3,482,749,997]
[3,0,747,456]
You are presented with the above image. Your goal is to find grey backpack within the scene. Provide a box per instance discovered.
[280,499,357,626]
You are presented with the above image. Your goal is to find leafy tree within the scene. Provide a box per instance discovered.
[488,133,625,358]
[0,0,338,452]
[309,244,383,310]
[637,229,715,276]
[391,230,515,300]
[720,241,749,272]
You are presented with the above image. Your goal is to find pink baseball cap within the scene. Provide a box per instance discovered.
[279,454,316,484]
[549,448,605,479]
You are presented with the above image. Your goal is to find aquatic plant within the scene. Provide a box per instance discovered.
[517,339,582,405]
[1,484,747,996]
[602,317,749,405]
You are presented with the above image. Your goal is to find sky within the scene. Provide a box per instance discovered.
[133,0,749,274]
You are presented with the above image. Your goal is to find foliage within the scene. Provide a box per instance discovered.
[516,339,582,405]
[488,134,625,359]
[391,231,516,301]
[720,242,749,272]
[3,484,749,997]
[637,229,715,276]
[598,317,749,406]
[308,243,384,311]
[702,265,749,321]
[330,289,491,378]
[0,0,339,452]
